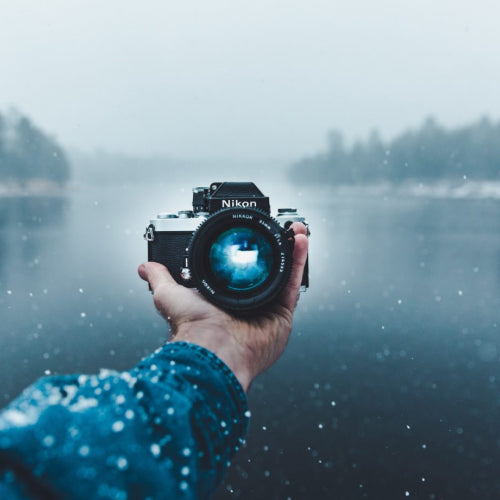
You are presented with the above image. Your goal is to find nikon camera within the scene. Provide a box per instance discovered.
[144,182,309,314]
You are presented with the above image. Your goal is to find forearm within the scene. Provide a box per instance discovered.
[0,342,249,499]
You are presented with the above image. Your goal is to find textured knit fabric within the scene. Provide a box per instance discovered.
[0,342,249,500]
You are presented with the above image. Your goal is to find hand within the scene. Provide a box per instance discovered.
[138,223,309,392]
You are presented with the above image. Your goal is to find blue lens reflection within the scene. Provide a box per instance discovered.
[209,227,273,291]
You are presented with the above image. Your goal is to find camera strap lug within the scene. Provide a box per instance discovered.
[144,224,155,242]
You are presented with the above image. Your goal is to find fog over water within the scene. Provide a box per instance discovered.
[1,175,499,498]
[2,0,500,158]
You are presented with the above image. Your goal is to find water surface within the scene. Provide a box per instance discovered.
[1,184,499,499]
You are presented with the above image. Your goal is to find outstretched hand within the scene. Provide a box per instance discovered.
[138,222,308,392]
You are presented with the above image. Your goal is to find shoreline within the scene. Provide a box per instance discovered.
[0,180,66,198]
[2,179,500,201]
[296,179,500,201]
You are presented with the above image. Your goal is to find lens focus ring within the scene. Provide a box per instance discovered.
[188,207,294,313]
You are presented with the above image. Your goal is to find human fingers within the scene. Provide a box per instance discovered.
[138,261,178,292]
[278,232,309,312]
[290,221,307,236]
[138,261,194,320]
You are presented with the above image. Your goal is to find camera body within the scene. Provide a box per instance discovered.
[145,182,308,313]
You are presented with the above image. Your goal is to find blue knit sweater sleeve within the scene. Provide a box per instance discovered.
[0,342,249,500]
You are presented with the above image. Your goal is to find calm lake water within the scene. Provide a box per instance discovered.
[1,182,499,499]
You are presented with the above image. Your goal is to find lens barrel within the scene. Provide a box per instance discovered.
[188,208,294,313]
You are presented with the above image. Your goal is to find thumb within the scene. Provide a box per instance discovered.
[138,261,203,327]
[138,261,178,293]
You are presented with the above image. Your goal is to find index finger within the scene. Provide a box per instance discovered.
[278,222,309,312]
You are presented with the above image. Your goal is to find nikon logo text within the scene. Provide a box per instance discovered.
[222,200,257,208]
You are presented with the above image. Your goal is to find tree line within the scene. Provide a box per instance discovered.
[0,110,70,185]
[290,117,500,185]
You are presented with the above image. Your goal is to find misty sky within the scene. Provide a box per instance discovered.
[1,0,499,160]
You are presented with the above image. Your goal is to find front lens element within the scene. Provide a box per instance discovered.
[208,227,273,291]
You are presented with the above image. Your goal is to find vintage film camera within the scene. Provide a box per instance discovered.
[144,182,309,313]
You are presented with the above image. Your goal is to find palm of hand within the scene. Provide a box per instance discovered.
[139,223,308,391]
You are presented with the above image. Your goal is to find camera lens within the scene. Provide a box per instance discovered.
[188,208,294,313]
[208,227,273,291]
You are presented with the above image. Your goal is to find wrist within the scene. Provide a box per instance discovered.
[171,322,254,392]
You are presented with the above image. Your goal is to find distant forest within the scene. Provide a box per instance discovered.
[0,110,70,185]
[290,117,500,185]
